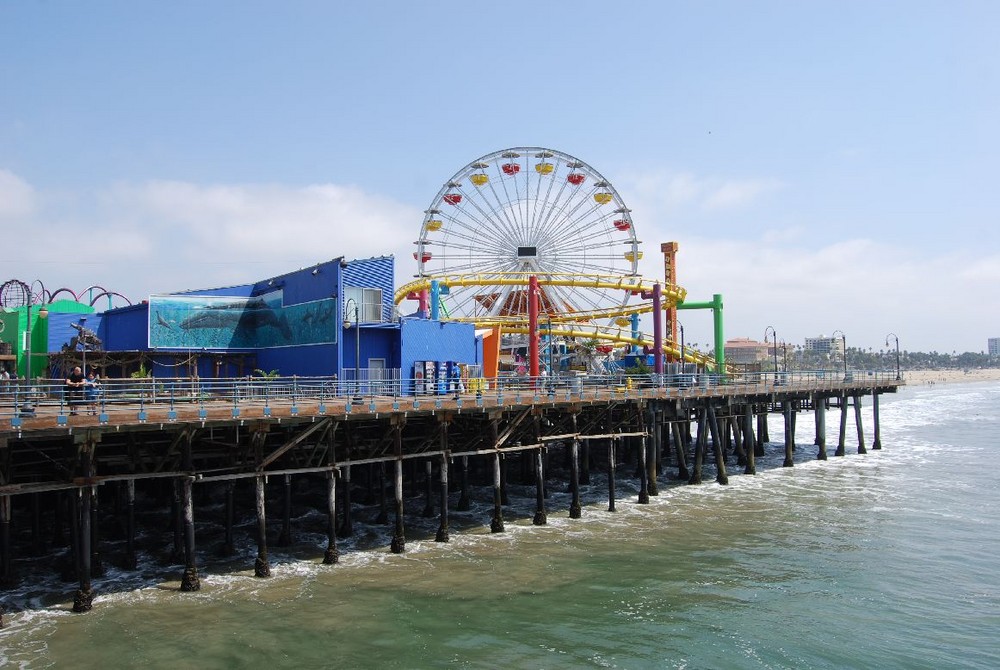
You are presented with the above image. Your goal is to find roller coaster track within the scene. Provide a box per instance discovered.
[394,272,716,370]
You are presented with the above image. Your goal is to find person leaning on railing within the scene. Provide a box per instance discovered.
[64,366,86,415]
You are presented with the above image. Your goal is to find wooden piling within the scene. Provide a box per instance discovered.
[180,476,200,591]
[490,452,504,533]
[783,402,794,468]
[323,471,338,564]
[872,392,882,450]
[854,394,867,454]
[688,408,706,485]
[815,395,828,460]
[390,424,406,554]
[423,460,435,518]
[607,436,617,512]
[124,479,137,569]
[532,448,548,525]
[569,414,581,519]
[254,476,271,577]
[707,405,729,484]
[644,406,658,496]
[836,394,848,457]
[743,407,756,475]
[436,453,450,542]
[671,421,689,480]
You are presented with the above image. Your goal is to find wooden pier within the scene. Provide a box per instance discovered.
[0,372,901,616]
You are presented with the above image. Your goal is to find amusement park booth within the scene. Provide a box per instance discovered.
[38,255,482,395]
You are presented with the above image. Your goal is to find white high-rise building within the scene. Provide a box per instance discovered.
[804,335,845,356]
[989,338,1000,356]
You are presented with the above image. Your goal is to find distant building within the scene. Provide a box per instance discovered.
[989,337,1000,356]
[804,335,845,356]
[724,337,769,364]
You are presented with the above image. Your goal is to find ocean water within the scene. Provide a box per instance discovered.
[2,382,998,669]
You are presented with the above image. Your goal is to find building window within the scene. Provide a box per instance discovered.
[344,287,383,323]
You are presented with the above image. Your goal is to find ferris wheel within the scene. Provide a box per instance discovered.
[414,147,641,324]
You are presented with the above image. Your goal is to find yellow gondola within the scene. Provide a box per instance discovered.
[624,251,643,262]
[535,162,554,175]
[615,316,632,327]
[470,174,489,186]
[594,192,613,205]
[425,219,443,231]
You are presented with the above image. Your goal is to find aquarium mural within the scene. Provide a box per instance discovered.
[148,290,337,349]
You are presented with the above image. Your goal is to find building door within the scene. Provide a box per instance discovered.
[368,358,385,395]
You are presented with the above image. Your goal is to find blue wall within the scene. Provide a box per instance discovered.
[399,318,478,394]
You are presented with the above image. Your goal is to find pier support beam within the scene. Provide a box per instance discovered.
[423,460,435,518]
[436,453,450,542]
[490,452,504,533]
[638,431,650,504]
[533,448,548,525]
[180,476,200,591]
[607,436,617,512]
[254,476,271,578]
[323,471,338,564]
[836,394,848,457]
[644,406,658,496]
[277,474,292,547]
[671,422,689,481]
[436,419,450,542]
[391,424,406,554]
[783,402,795,468]
[872,392,882,450]
[743,407,756,475]
[124,479,137,570]
[375,463,388,525]
[568,414,582,518]
[0,495,11,588]
[815,396,828,460]
[707,405,729,484]
[854,395,867,454]
[731,415,747,467]
[73,443,95,612]
[688,408,706,485]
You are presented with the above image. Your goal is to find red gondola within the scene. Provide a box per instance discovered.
[567,173,585,185]
[613,219,631,231]
[443,194,462,205]
[413,251,432,263]
[502,163,521,176]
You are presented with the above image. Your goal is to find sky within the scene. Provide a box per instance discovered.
[2,1,998,354]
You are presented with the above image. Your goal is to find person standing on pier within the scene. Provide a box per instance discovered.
[85,369,101,415]
[65,366,85,415]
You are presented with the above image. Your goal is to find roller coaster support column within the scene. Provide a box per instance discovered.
[430,280,440,321]
[418,288,430,319]
[676,294,725,373]
[640,283,664,375]
[528,276,540,379]
[630,313,640,354]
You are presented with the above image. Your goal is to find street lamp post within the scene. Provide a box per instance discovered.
[782,341,788,374]
[886,333,900,380]
[344,299,362,404]
[832,330,847,380]
[764,326,777,385]
[546,316,554,394]
[79,316,88,376]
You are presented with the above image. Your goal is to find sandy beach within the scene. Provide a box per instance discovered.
[902,368,1000,386]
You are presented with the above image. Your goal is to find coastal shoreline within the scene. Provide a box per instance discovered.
[901,368,1000,386]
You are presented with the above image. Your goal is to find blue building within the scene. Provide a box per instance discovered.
[45,256,481,395]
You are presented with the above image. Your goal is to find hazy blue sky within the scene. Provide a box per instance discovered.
[2,1,997,353]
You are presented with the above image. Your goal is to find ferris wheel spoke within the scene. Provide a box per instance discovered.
[457,187,523,246]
